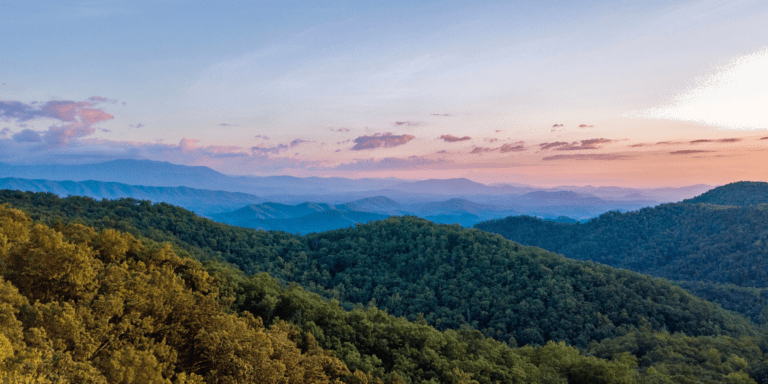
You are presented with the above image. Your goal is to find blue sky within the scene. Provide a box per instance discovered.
[1,0,768,186]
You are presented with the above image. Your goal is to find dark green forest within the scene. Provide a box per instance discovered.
[3,188,768,382]
[473,182,768,320]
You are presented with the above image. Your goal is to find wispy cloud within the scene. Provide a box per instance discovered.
[578,124,594,128]
[690,138,741,144]
[499,143,526,152]
[330,127,350,132]
[761,136,768,140]
[539,141,569,150]
[542,153,632,161]
[440,134,471,142]
[251,138,310,154]
[254,134,270,140]
[471,141,526,154]
[395,121,419,126]
[669,150,714,155]
[0,127,10,138]
[540,138,614,151]
[431,113,451,117]
[218,123,240,127]
[350,132,415,150]
[471,146,493,154]
[331,156,449,171]
[87,96,117,103]
[129,123,145,129]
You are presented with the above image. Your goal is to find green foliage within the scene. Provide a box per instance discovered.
[0,191,755,350]
[0,204,361,383]
[4,191,768,383]
[474,202,768,288]
[683,181,768,207]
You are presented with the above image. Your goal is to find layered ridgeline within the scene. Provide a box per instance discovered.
[474,181,768,320]
[0,177,265,215]
[5,205,767,383]
[0,190,755,349]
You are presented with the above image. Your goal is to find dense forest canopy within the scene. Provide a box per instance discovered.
[473,182,768,321]
[683,181,768,206]
[5,189,768,382]
[0,190,755,347]
[5,202,754,383]
[474,204,768,287]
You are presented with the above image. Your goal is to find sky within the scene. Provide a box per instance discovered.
[1,0,768,187]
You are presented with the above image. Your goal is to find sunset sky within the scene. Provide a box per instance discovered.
[1,0,767,187]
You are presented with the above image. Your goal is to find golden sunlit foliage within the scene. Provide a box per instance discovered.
[0,204,362,383]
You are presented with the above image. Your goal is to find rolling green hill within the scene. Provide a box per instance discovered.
[0,190,754,349]
[473,182,768,320]
[7,203,763,383]
[4,190,768,383]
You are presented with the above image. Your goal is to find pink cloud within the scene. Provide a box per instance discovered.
[440,134,471,142]
[178,137,200,152]
[539,141,569,150]
[0,98,115,147]
[540,138,614,151]
[471,141,526,154]
[78,108,114,125]
[351,132,415,150]
[498,143,526,153]
[669,150,714,155]
[395,121,419,126]
[578,124,594,128]
[250,138,310,155]
[471,146,493,154]
[542,153,632,161]
[44,123,96,146]
[557,138,613,150]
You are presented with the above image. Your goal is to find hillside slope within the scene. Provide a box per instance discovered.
[683,181,768,206]
[7,203,763,383]
[473,182,768,319]
[0,190,755,351]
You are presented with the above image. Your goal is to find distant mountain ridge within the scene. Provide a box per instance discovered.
[0,177,264,215]
[0,159,708,203]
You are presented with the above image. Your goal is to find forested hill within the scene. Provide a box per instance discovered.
[473,182,768,320]
[0,190,755,351]
[683,181,768,206]
[6,200,768,382]
[473,183,768,287]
